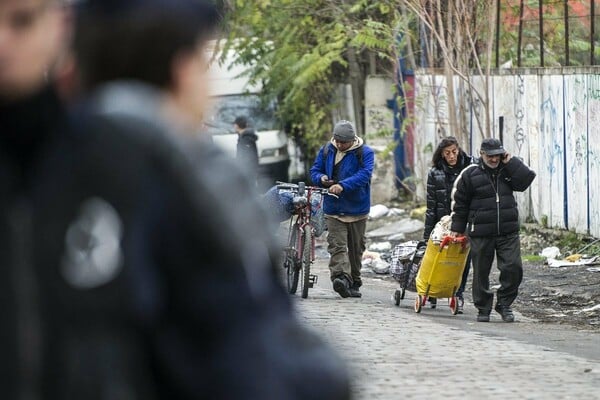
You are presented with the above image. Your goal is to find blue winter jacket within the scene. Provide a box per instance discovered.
[310,142,375,216]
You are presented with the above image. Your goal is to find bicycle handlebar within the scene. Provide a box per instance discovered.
[276,181,339,198]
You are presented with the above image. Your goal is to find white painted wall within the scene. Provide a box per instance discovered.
[414,70,600,237]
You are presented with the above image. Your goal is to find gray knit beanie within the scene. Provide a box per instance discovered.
[333,120,356,142]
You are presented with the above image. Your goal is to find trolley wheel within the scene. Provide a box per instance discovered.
[400,288,406,300]
[449,296,459,315]
[394,290,401,306]
[414,295,423,313]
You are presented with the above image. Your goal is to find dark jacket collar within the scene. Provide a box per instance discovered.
[0,85,63,180]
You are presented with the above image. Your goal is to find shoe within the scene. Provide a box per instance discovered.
[333,277,351,298]
[457,297,464,314]
[477,310,490,322]
[429,297,437,309]
[348,283,362,298]
[495,304,515,322]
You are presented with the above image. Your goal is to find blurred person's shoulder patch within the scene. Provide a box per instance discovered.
[61,197,124,289]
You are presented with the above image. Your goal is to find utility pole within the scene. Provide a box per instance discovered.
[495,0,501,68]
[517,0,525,66]
[539,0,544,67]
[592,0,596,65]
[564,0,570,66]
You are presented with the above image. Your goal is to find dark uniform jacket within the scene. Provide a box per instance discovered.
[423,151,474,239]
[236,128,259,172]
[450,156,536,237]
[0,82,349,400]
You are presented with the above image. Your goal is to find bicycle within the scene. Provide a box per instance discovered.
[276,181,336,298]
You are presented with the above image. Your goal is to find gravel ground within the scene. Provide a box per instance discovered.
[514,261,600,330]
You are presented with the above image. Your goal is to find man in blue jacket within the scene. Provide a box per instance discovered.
[310,120,375,298]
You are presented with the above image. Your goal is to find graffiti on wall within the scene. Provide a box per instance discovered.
[513,75,526,154]
[415,72,600,236]
[366,107,393,136]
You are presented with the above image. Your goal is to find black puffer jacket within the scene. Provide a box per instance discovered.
[423,151,474,239]
[236,128,259,172]
[450,156,536,237]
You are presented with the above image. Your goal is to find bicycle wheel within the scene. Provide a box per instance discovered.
[301,227,312,299]
[286,227,300,294]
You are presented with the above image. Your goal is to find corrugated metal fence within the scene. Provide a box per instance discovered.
[413,70,600,237]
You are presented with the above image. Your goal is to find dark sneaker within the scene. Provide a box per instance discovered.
[477,310,490,322]
[429,297,437,309]
[333,277,351,298]
[457,297,464,314]
[349,286,362,298]
[495,304,515,322]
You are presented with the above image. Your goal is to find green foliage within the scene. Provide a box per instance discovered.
[558,231,582,251]
[222,0,405,155]
[497,1,597,67]
[522,254,545,263]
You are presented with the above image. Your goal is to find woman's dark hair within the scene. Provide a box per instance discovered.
[74,2,220,90]
[431,136,460,166]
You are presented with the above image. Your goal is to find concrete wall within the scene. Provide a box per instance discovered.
[413,69,600,237]
[365,76,397,204]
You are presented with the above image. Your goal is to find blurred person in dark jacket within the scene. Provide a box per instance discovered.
[0,0,71,397]
[234,115,259,177]
[0,0,350,399]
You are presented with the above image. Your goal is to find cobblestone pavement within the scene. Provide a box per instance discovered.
[294,259,600,399]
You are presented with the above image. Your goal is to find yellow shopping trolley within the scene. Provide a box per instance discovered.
[414,235,470,315]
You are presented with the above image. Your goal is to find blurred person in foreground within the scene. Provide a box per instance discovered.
[450,138,536,323]
[0,0,350,398]
[0,0,72,397]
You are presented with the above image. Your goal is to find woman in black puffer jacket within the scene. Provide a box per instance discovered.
[423,137,474,312]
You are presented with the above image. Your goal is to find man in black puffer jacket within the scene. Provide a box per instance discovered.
[450,138,536,323]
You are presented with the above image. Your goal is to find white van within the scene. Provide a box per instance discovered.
[205,42,301,185]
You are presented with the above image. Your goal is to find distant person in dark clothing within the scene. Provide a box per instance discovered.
[424,136,474,313]
[451,138,536,323]
[234,115,259,178]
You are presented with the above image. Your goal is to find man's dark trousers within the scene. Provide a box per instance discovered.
[326,216,366,287]
[469,233,523,312]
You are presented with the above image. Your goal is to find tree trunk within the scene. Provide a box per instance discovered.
[346,47,365,137]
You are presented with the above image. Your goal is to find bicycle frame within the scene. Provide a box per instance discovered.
[277,181,333,297]
[290,188,318,263]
